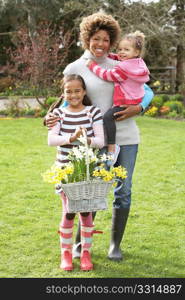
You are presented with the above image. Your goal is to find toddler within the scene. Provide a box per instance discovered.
[86,31,150,166]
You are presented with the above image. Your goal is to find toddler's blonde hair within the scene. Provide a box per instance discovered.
[123,30,146,57]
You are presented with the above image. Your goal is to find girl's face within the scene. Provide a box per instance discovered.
[63,80,86,109]
[89,30,110,57]
[117,39,139,61]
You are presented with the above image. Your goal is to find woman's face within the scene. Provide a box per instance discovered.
[89,30,110,57]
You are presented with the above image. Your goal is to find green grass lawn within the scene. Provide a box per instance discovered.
[0,116,185,278]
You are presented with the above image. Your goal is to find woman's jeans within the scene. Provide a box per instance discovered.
[113,144,138,209]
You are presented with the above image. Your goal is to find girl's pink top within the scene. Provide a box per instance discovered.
[88,57,150,106]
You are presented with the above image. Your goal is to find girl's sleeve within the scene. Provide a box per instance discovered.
[48,122,71,146]
[90,123,105,149]
[90,107,104,148]
[140,84,154,111]
[108,53,120,60]
[88,61,127,83]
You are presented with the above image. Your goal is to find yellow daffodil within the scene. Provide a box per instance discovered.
[42,144,127,185]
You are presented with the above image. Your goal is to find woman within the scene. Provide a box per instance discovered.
[45,12,154,261]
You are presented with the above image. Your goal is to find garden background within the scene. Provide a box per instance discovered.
[0,116,185,278]
[0,0,185,279]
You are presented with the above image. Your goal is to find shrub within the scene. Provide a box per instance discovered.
[144,106,158,117]
[45,96,59,108]
[170,94,184,102]
[182,109,185,118]
[167,111,178,118]
[39,109,47,117]
[24,109,36,116]
[0,109,8,116]
[159,106,170,115]
[151,96,164,108]
[164,100,184,114]
[0,77,14,93]
[161,94,170,102]
[4,96,22,117]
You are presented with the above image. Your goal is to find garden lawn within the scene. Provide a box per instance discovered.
[0,116,184,278]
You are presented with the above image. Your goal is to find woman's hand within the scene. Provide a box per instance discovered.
[45,113,60,129]
[114,105,142,121]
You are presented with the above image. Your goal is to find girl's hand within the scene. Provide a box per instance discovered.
[45,113,60,128]
[74,126,84,139]
[70,126,85,142]
[114,105,142,121]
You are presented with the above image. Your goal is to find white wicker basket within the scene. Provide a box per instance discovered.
[61,129,113,213]
[61,179,113,213]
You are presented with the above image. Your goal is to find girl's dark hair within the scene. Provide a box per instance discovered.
[47,74,92,115]
[61,74,92,106]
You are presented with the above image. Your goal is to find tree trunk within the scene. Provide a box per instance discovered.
[176,44,185,93]
[175,0,185,94]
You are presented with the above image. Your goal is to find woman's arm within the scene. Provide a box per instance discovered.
[44,112,60,128]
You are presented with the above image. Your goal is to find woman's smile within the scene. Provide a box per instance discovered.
[89,30,110,57]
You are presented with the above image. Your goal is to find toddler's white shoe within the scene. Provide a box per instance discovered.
[107,144,120,167]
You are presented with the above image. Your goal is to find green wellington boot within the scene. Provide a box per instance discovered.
[108,207,130,261]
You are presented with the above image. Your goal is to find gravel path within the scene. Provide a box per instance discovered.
[0,97,45,110]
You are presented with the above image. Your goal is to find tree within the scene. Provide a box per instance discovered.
[1,0,103,100]
[1,0,184,95]
[6,21,75,106]
[103,0,185,94]
[172,0,185,93]
[0,0,103,65]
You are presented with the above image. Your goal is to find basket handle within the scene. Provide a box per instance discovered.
[82,128,90,181]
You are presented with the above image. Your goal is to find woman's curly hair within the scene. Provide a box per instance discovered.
[80,12,121,49]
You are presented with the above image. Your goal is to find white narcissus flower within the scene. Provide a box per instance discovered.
[87,148,95,158]
[78,136,87,145]
[71,147,84,159]
[78,145,87,154]
[90,156,98,163]
[100,153,109,162]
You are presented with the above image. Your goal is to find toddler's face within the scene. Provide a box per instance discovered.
[117,39,139,61]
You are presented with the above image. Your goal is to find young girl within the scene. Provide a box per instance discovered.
[48,74,104,271]
[86,31,150,166]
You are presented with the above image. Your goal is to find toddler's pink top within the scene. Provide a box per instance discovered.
[88,57,150,106]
